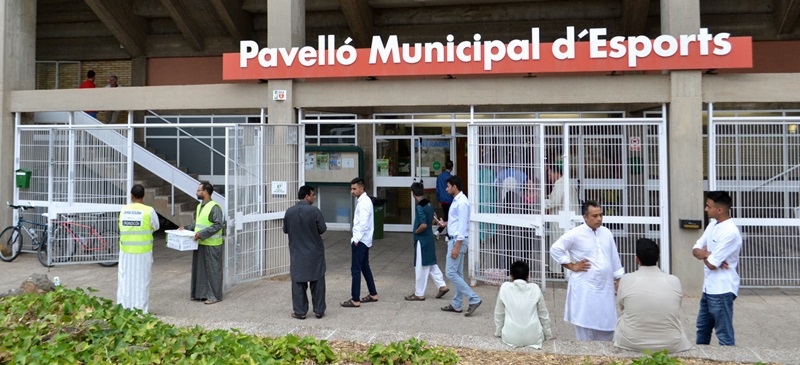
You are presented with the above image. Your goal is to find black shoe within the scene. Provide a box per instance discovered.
[465,300,482,317]
[291,313,306,320]
[315,313,324,319]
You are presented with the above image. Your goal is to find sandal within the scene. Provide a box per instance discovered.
[404,294,425,301]
[440,304,462,313]
[435,287,450,299]
[360,295,378,303]
[341,299,361,308]
[204,299,221,305]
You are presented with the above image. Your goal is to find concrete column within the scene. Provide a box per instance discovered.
[0,0,37,226]
[266,0,304,205]
[661,0,704,294]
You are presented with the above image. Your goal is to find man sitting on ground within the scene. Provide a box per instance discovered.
[494,260,553,348]
[613,238,693,353]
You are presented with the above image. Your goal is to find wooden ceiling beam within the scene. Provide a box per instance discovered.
[622,0,650,36]
[83,0,148,56]
[210,0,252,40]
[339,0,374,47]
[159,0,205,50]
[774,0,800,34]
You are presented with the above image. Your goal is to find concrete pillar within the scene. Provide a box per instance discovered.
[266,0,304,205]
[0,0,37,226]
[661,0,705,294]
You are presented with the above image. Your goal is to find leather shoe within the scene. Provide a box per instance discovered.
[465,300,482,317]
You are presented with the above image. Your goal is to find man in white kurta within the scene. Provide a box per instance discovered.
[550,201,624,341]
[494,260,552,348]
[544,163,580,274]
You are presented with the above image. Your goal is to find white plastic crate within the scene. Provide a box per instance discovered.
[166,229,198,251]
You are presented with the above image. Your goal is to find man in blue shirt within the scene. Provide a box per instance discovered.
[435,160,454,239]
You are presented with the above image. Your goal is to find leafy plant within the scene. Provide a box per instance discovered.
[629,350,682,365]
[0,287,338,364]
[358,337,459,364]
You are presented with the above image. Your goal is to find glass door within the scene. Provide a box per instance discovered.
[374,137,415,231]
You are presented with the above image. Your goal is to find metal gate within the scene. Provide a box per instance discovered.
[708,104,800,287]
[15,122,130,265]
[468,110,669,290]
[225,124,300,286]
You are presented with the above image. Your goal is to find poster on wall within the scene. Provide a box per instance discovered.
[377,159,390,176]
[330,153,342,170]
[304,153,316,170]
[316,153,330,170]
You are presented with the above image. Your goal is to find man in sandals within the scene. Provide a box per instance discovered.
[405,182,449,302]
[437,175,482,316]
[341,177,379,308]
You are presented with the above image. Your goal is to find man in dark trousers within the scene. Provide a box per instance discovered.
[283,185,328,319]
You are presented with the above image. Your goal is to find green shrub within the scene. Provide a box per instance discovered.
[359,338,459,365]
[629,350,682,365]
[0,287,337,364]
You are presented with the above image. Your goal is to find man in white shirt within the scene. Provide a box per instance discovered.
[692,191,742,346]
[437,175,482,316]
[544,162,580,275]
[550,200,624,341]
[494,260,552,348]
[614,238,693,353]
[341,177,378,308]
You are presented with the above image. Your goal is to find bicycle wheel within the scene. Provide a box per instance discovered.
[0,226,22,262]
[37,239,53,267]
[96,230,119,267]
[47,227,77,264]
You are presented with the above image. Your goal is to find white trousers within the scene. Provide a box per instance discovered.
[415,241,446,297]
[117,250,153,313]
[575,325,614,341]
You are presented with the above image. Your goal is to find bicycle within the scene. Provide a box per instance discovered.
[42,212,119,268]
[0,203,49,266]
[0,203,118,267]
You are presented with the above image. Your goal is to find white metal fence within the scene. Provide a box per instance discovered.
[225,125,300,286]
[467,110,669,290]
[708,105,800,287]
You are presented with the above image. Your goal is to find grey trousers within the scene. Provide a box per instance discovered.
[292,276,326,317]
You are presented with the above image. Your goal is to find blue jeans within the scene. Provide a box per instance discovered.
[351,242,377,302]
[696,292,736,346]
[445,239,480,310]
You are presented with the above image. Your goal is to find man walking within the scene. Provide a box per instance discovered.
[550,200,624,341]
[438,175,482,316]
[405,182,448,301]
[283,185,328,319]
[117,184,159,313]
[434,160,454,239]
[180,182,225,305]
[341,177,379,308]
[693,191,742,346]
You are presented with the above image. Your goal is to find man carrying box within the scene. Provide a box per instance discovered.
[179,182,225,305]
[117,184,160,313]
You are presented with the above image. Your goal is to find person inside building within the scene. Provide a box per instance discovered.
[341,177,379,308]
[494,260,553,348]
[693,190,742,346]
[105,75,120,123]
[78,70,97,118]
[179,182,225,305]
[405,182,449,301]
[614,238,693,353]
[544,161,580,277]
[550,200,624,341]
[434,160,454,239]
[283,185,328,319]
[117,184,159,313]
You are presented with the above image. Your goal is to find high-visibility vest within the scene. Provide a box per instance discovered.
[195,201,223,246]
[118,202,155,254]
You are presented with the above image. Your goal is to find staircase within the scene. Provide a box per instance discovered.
[33,111,225,227]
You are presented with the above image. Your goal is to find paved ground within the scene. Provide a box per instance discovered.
[1,230,798,364]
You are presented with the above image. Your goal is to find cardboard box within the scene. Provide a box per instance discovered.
[166,229,198,251]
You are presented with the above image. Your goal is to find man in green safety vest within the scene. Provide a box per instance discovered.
[179,182,225,305]
[117,184,160,313]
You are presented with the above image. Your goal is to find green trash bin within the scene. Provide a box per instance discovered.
[15,169,31,189]
[372,197,386,240]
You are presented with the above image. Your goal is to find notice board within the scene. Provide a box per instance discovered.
[304,146,364,184]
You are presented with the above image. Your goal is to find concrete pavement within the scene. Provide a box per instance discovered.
[1,230,798,364]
